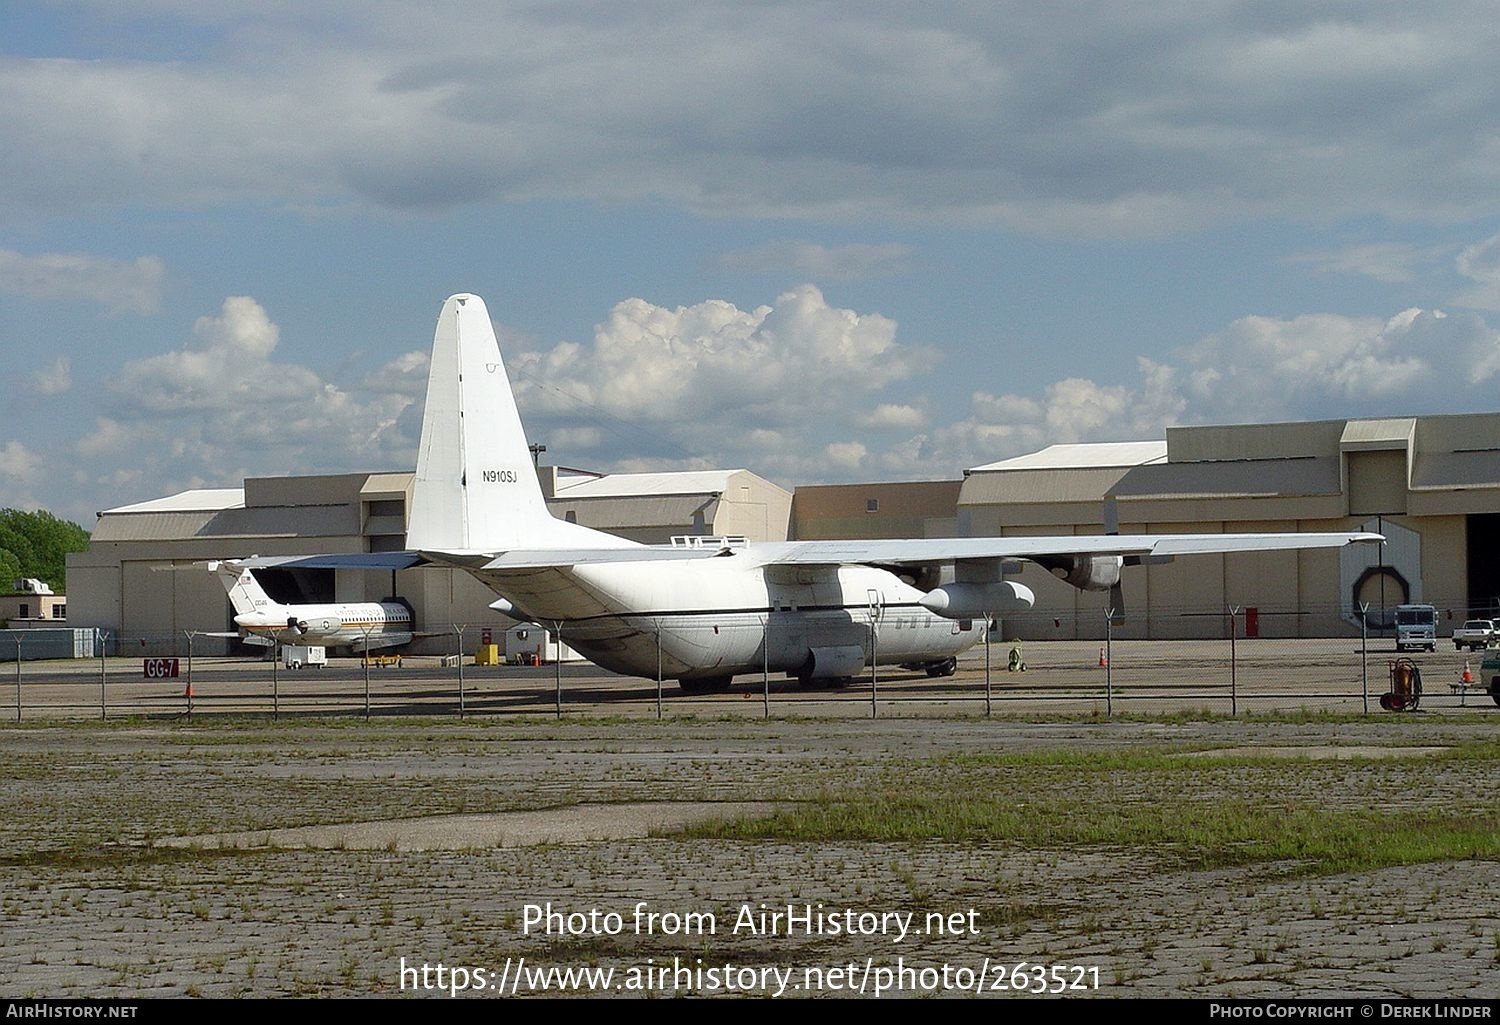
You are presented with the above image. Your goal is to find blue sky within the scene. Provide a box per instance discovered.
[4,2,1500,526]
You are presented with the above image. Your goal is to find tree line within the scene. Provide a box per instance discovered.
[0,509,90,593]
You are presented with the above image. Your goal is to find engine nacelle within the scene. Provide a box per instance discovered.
[1044,554,1123,592]
[803,645,867,679]
[293,615,342,635]
[919,581,1035,620]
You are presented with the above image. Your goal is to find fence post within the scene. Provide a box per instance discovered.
[655,623,663,721]
[553,622,563,720]
[762,615,770,720]
[1360,602,1369,714]
[185,630,195,717]
[454,625,467,720]
[984,615,993,717]
[1229,605,1240,717]
[97,629,107,721]
[271,631,280,721]
[1105,609,1115,718]
[14,634,21,723]
[361,625,373,721]
[867,591,881,720]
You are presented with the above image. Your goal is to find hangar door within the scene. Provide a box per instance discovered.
[1467,514,1500,616]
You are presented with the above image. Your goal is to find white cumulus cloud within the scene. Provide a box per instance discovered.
[853,403,927,430]
[512,296,1500,482]
[892,308,1500,477]
[113,296,317,411]
[0,441,40,479]
[823,441,869,472]
[77,296,426,504]
[512,285,924,443]
[1176,308,1496,420]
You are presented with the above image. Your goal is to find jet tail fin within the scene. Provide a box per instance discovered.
[208,560,276,617]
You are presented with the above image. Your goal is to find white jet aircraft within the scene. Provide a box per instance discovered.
[361,293,1380,693]
[208,560,414,651]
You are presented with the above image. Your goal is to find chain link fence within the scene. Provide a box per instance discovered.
[4,605,1498,720]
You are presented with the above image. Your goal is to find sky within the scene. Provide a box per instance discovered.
[4,2,1500,527]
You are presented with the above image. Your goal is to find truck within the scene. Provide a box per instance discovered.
[1394,603,1437,652]
[281,644,327,669]
[1452,619,1497,651]
[1477,650,1500,707]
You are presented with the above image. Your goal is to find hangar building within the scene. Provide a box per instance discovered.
[955,414,1500,639]
[790,480,962,541]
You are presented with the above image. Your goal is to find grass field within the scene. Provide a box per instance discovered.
[2,713,1496,998]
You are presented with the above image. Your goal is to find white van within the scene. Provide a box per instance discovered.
[1394,604,1437,652]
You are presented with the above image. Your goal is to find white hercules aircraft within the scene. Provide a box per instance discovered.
[254,293,1382,693]
[207,560,414,651]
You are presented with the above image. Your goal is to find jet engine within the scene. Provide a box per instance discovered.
[1039,554,1123,592]
[289,615,342,636]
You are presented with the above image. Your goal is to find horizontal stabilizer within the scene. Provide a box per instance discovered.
[235,552,426,571]
[472,547,734,571]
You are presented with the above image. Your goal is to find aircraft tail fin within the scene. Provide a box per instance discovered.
[209,560,276,617]
[407,293,632,551]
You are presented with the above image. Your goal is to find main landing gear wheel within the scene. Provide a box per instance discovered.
[925,657,959,678]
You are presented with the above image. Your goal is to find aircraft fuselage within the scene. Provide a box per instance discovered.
[473,555,981,681]
[234,600,414,651]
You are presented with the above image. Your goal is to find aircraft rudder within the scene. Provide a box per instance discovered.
[213,561,274,616]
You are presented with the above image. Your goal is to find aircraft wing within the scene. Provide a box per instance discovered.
[413,530,1382,573]
[749,531,1384,567]
[235,530,1381,577]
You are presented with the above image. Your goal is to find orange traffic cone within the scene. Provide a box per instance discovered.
[1462,661,1473,686]
[1098,646,1108,668]
[183,681,194,698]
